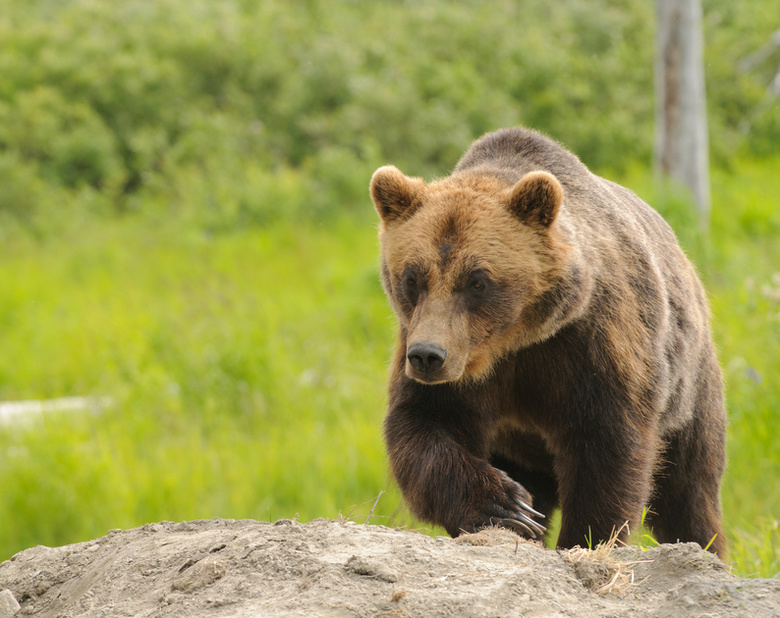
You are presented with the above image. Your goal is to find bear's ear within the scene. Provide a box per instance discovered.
[370,165,425,224]
[507,171,564,228]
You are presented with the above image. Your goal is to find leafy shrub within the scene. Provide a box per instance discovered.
[0,0,776,232]
[0,86,123,190]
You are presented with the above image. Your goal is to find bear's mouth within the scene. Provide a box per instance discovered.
[405,358,453,385]
[409,373,450,385]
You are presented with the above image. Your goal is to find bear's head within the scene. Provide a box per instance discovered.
[371,166,573,384]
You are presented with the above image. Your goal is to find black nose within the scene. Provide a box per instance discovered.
[407,343,447,373]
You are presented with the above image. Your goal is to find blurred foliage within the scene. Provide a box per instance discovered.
[0,0,778,234]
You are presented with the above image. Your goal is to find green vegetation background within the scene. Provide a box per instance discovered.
[1,0,778,577]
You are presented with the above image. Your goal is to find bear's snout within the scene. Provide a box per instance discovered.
[407,342,447,375]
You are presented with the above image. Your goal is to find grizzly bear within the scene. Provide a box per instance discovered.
[370,127,726,555]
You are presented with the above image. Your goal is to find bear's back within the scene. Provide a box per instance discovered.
[456,128,680,266]
[454,127,589,189]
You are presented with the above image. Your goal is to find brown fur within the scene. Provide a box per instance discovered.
[370,127,727,555]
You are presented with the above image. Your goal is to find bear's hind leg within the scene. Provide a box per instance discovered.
[647,402,727,556]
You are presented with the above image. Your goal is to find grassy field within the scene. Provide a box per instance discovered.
[0,159,778,577]
[0,218,396,543]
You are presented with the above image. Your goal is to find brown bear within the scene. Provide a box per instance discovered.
[370,127,727,555]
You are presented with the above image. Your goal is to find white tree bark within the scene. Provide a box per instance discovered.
[654,0,711,228]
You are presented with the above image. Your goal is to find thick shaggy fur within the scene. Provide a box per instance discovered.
[370,127,726,555]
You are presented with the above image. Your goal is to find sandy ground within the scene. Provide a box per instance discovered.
[1,518,779,617]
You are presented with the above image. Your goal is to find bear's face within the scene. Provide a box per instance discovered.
[371,166,568,384]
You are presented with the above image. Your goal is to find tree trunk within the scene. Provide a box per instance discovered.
[654,0,711,228]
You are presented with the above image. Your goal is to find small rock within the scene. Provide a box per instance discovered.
[0,589,20,617]
[171,557,228,592]
[345,555,399,583]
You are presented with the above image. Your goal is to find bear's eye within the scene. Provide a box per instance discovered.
[462,270,492,311]
[400,268,422,305]
[466,271,489,293]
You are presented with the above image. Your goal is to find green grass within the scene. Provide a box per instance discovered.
[0,218,404,554]
[1,160,779,579]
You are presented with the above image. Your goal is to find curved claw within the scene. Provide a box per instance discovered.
[516,511,546,536]
[499,517,538,539]
[516,499,545,520]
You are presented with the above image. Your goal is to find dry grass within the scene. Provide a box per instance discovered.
[563,523,650,595]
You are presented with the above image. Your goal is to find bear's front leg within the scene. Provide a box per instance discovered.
[385,381,545,539]
[553,423,657,550]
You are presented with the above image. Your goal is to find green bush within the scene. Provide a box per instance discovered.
[0,86,123,189]
[1,0,777,232]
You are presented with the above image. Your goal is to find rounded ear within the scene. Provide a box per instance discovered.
[370,165,425,224]
[507,171,564,228]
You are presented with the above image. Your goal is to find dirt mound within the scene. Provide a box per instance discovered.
[1,518,778,617]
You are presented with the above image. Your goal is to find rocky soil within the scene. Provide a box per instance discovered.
[1,518,779,617]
